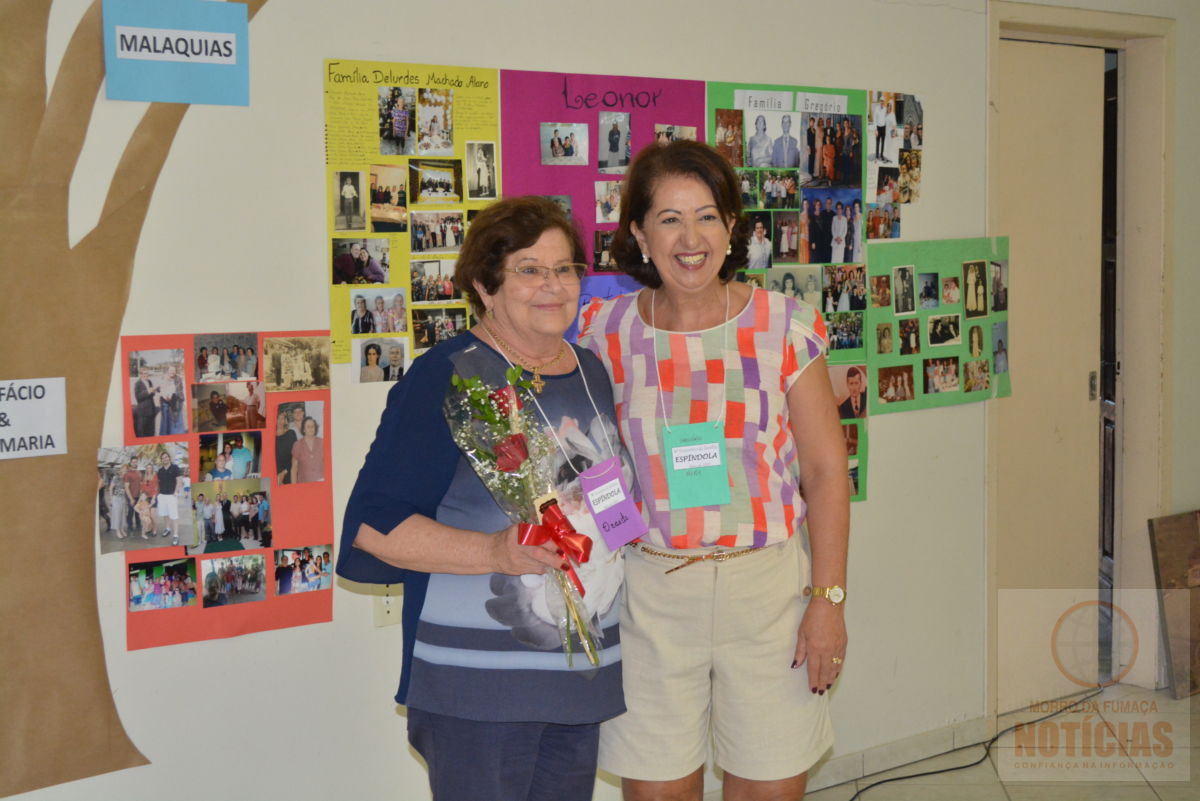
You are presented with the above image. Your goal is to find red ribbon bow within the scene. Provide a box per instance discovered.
[518,503,592,597]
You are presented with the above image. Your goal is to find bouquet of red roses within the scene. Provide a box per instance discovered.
[444,365,600,666]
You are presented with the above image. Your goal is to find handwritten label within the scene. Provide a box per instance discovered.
[0,378,67,460]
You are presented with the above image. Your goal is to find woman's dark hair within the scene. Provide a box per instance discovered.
[363,342,382,364]
[611,140,749,287]
[455,196,586,316]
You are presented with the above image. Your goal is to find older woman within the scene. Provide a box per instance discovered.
[338,196,631,801]
[747,114,772,167]
[578,141,849,800]
[290,417,325,484]
[351,295,374,333]
[383,292,407,333]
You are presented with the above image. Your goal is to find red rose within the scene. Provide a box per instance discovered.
[495,433,529,472]
[489,386,523,416]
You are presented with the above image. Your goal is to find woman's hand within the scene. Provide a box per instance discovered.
[793,599,847,694]
[488,523,564,576]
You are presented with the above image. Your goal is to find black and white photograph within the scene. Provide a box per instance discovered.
[595,181,622,224]
[891,264,916,315]
[186,477,272,554]
[598,112,630,173]
[411,259,459,304]
[354,338,407,384]
[409,159,463,204]
[410,211,465,255]
[765,266,821,303]
[368,165,407,233]
[200,554,267,607]
[466,142,496,200]
[540,122,587,166]
[877,364,915,403]
[97,442,191,553]
[962,260,988,318]
[735,270,766,289]
[262,336,331,391]
[968,324,986,358]
[331,238,389,285]
[417,88,453,156]
[741,111,802,169]
[991,259,1009,312]
[378,86,416,156]
[128,349,187,438]
[349,289,409,334]
[333,170,364,231]
[927,313,962,347]
[924,356,960,394]
[800,113,862,189]
[412,307,469,352]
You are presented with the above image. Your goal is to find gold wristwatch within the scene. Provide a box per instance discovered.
[806,585,846,605]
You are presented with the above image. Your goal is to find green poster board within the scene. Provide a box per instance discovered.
[866,236,1011,415]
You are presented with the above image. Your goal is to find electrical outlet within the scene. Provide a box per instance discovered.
[372,585,402,627]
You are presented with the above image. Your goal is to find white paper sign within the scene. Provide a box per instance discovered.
[795,92,849,115]
[0,378,67,460]
[734,89,793,112]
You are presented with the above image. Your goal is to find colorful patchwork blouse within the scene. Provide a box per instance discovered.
[578,288,828,550]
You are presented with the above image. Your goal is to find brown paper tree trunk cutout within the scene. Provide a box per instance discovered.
[0,1,267,795]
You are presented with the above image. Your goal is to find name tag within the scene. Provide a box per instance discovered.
[579,456,647,550]
[662,423,732,510]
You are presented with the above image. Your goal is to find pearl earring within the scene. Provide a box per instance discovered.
[726,244,732,256]
[641,253,649,264]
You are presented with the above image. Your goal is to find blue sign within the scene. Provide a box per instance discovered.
[103,0,249,106]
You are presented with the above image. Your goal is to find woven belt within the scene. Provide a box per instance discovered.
[636,543,768,574]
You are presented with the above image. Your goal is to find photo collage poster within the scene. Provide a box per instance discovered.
[864,89,924,241]
[865,236,1011,416]
[324,60,500,371]
[498,69,706,282]
[708,80,870,501]
[108,330,333,649]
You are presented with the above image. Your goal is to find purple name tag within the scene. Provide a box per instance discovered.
[579,456,646,551]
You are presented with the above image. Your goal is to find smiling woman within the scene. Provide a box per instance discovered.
[577,140,849,801]
[337,196,636,801]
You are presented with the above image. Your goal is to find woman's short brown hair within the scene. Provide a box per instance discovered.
[455,196,587,316]
[611,140,749,287]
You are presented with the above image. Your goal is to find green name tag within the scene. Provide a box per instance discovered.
[662,423,732,510]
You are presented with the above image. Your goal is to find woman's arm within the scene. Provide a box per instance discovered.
[353,515,562,576]
[786,355,850,693]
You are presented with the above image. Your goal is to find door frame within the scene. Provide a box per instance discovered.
[986,0,1173,715]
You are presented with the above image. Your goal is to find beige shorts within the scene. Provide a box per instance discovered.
[599,534,833,782]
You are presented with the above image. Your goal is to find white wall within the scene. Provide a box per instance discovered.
[15,0,1196,799]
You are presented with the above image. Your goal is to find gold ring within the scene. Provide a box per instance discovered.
[831,656,843,665]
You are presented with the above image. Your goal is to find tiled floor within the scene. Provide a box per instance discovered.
[798,685,1199,801]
